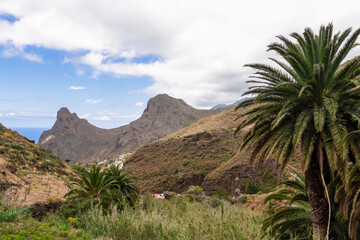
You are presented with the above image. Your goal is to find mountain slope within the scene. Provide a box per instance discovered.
[123,109,283,195]
[0,124,72,205]
[39,94,224,163]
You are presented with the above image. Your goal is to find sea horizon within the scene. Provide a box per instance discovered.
[10,127,49,144]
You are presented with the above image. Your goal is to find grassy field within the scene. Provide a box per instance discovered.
[0,194,270,240]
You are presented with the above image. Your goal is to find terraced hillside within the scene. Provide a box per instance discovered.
[0,124,72,205]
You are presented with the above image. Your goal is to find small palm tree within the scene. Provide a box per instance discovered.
[236,23,360,239]
[65,165,114,200]
[263,168,312,239]
[65,164,140,213]
[105,164,140,206]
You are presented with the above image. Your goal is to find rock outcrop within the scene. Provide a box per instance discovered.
[39,94,224,163]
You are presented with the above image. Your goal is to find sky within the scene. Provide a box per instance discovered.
[0,0,360,128]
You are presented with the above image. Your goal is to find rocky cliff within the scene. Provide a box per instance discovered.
[39,94,224,163]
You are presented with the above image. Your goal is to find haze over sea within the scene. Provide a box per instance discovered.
[11,128,47,144]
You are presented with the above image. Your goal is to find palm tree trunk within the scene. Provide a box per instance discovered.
[305,136,329,240]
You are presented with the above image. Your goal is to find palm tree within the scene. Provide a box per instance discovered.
[263,168,312,239]
[105,164,140,207]
[236,23,360,239]
[65,165,115,201]
[65,164,140,212]
[263,168,351,239]
[336,163,360,239]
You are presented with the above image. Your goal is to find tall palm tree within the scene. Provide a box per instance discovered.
[236,24,360,239]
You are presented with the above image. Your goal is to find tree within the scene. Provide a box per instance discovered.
[65,159,71,164]
[65,165,114,200]
[263,168,312,239]
[263,168,351,239]
[64,164,140,214]
[236,23,360,239]
[105,164,140,207]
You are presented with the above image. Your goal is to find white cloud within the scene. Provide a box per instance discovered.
[69,85,86,90]
[135,101,143,107]
[94,115,111,121]
[80,114,90,119]
[0,113,2,117]
[85,99,102,104]
[2,44,43,63]
[7,113,16,116]
[0,0,359,107]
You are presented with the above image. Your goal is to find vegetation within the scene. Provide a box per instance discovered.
[63,164,139,217]
[262,167,360,239]
[0,214,98,240]
[236,23,360,239]
[76,196,267,240]
[0,125,66,172]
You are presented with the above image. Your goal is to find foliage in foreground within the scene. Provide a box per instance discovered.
[77,194,269,240]
[0,216,98,240]
[236,23,360,239]
[63,164,140,217]
[263,167,360,239]
[263,168,312,239]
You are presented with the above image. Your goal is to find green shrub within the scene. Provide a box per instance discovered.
[9,144,22,151]
[192,186,203,195]
[41,160,55,168]
[71,164,86,173]
[214,188,230,201]
[194,195,203,202]
[0,206,29,223]
[205,196,222,208]
[244,181,260,194]
[258,169,278,193]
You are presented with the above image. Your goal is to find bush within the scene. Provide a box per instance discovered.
[205,196,222,208]
[0,206,30,223]
[192,186,203,195]
[194,195,203,203]
[244,181,260,194]
[30,200,64,220]
[214,188,230,201]
[41,160,55,169]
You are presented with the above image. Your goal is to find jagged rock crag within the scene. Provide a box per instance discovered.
[39,94,223,163]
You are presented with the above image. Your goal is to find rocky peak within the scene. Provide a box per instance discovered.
[56,107,79,122]
[52,107,82,135]
[143,94,190,114]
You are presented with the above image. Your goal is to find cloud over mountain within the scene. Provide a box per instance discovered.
[0,0,359,107]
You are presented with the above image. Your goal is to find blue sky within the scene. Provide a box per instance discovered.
[0,0,360,128]
[0,45,152,128]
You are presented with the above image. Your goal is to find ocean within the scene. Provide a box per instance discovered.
[11,128,48,144]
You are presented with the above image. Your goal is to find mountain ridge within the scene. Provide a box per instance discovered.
[39,94,226,163]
